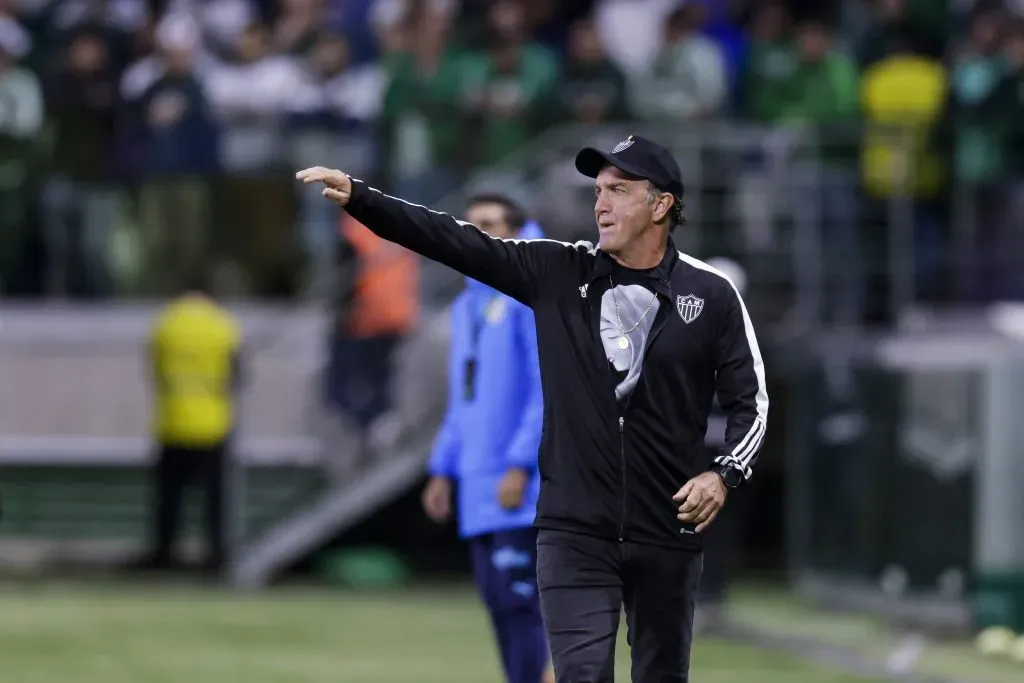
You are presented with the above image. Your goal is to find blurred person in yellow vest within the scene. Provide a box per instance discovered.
[144,274,243,575]
[325,212,419,463]
[861,37,947,200]
[860,32,949,314]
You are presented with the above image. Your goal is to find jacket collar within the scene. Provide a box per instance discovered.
[590,237,677,299]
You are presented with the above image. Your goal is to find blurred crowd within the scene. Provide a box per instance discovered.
[1,0,1024,306]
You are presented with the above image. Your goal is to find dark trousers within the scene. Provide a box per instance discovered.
[537,529,703,683]
[697,447,741,606]
[325,334,399,429]
[150,441,228,571]
[470,527,549,683]
[696,519,733,608]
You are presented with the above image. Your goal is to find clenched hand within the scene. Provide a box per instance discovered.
[296,166,352,206]
[673,471,727,533]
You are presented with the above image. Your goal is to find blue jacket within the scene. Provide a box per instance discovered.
[428,222,545,539]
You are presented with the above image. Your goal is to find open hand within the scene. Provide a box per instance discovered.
[296,166,352,206]
[673,471,727,533]
[422,475,452,523]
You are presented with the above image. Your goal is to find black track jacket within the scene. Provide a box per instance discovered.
[345,179,768,550]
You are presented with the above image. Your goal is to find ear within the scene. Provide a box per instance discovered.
[653,193,674,223]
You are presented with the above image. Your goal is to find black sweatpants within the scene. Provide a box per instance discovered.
[536,529,703,683]
[151,441,228,571]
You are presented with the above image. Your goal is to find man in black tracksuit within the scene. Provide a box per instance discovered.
[297,134,769,683]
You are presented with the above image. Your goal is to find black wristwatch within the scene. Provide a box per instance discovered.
[711,463,743,490]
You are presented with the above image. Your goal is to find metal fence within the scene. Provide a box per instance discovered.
[783,316,1024,631]
[9,119,1023,323]
[432,121,1024,328]
[0,302,452,569]
[4,120,1024,579]
[0,307,323,564]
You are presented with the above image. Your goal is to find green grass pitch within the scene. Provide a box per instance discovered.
[0,582,881,683]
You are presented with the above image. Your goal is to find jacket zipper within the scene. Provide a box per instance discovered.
[615,282,672,543]
[617,415,626,541]
[601,277,671,544]
[617,388,636,542]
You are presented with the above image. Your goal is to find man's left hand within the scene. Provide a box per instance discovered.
[673,471,727,533]
[498,468,529,510]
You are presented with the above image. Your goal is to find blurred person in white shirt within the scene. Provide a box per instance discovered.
[162,0,257,59]
[205,20,302,173]
[287,31,384,293]
[204,19,306,295]
[38,0,149,34]
[130,12,220,296]
[593,0,679,74]
[628,2,727,121]
[120,12,213,101]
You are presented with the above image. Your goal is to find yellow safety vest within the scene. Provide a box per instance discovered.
[150,296,240,447]
[860,55,948,199]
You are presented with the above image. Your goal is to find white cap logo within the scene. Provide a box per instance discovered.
[612,135,635,154]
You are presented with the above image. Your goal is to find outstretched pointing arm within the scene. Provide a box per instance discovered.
[297,167,574,305]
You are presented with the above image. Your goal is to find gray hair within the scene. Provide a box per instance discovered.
[645,181,686,227]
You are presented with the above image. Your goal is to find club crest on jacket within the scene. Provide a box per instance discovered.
[676,294,703,324]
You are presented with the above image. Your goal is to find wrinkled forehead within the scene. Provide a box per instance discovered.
[595,164,647,187]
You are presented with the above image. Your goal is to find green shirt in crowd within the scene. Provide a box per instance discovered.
[461,44,559,166]
[380,50,469,176]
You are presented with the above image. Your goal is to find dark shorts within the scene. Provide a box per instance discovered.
[536,529,703,683]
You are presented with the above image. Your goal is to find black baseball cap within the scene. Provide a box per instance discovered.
[575,134,684,198]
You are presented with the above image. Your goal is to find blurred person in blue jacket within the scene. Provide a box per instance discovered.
[421,193,551,683]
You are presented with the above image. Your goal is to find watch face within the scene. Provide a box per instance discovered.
[721,468,741,488]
